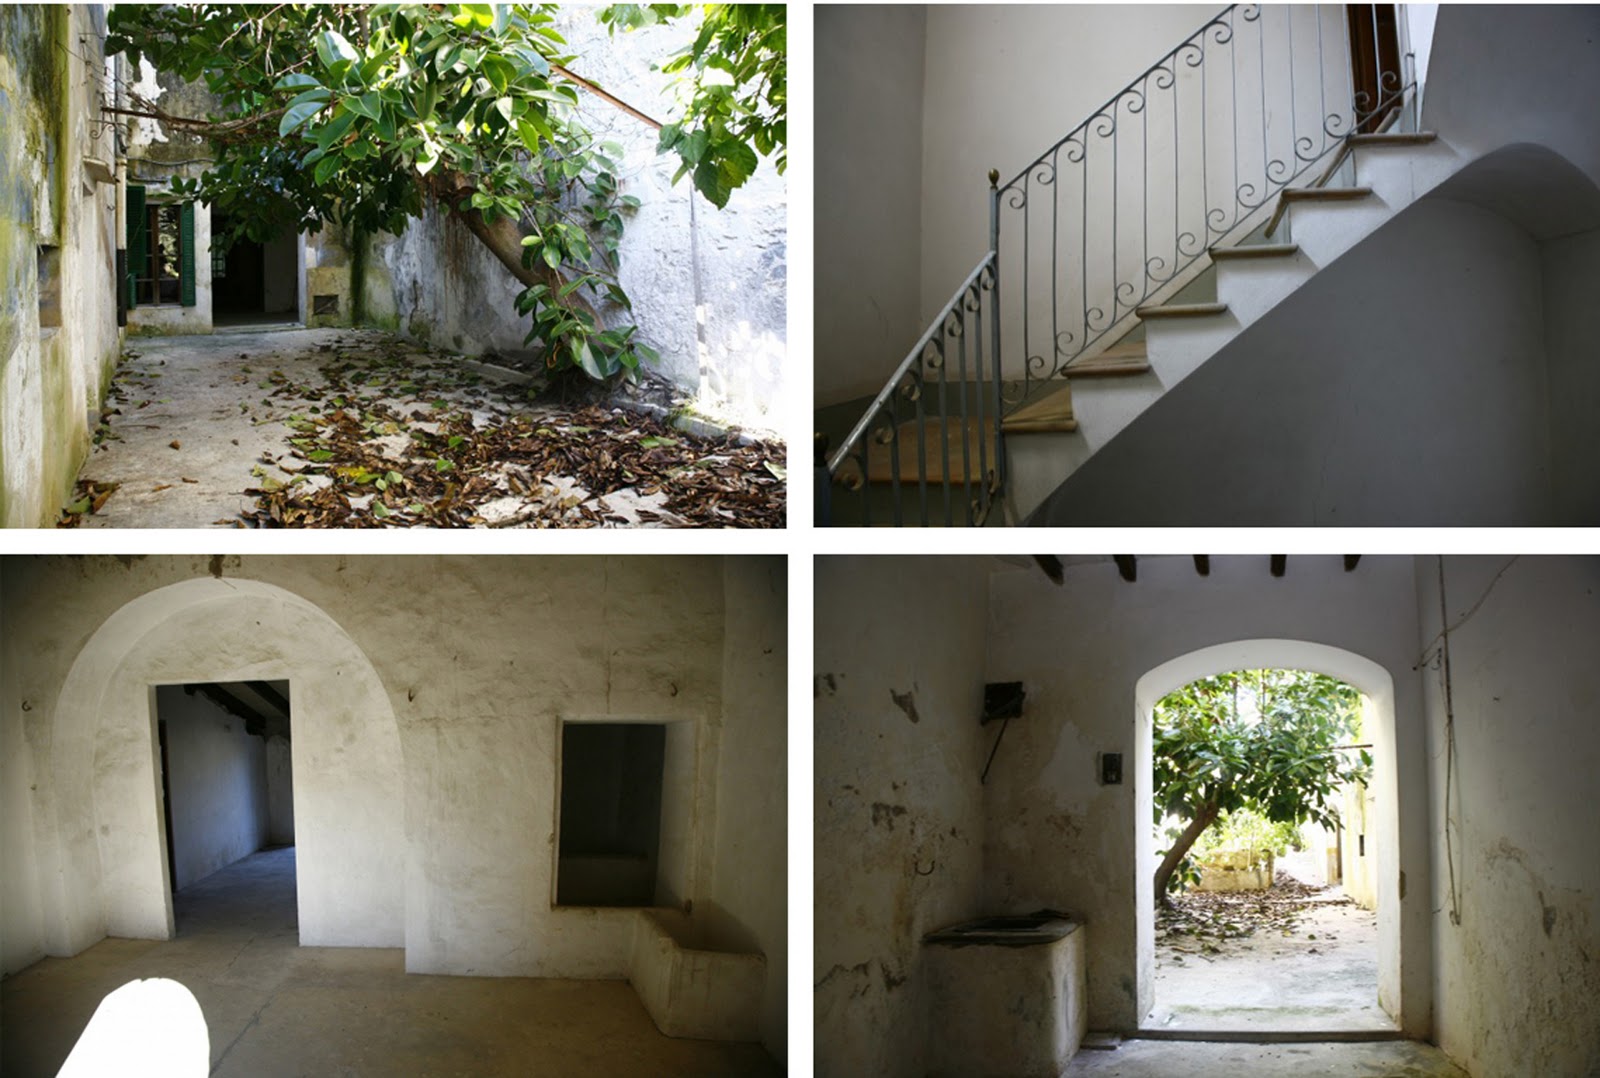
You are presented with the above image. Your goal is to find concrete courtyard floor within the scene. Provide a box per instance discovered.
[1148,888,1395,1033]
[66,328,783,528]
[1063,1039,1468,1077]
[0,848,780,1077]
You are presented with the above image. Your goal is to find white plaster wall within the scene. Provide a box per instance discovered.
[1422,6,1600,192]
[1418,556,1600,1078]
[265,734,294,846]
[379,10,785,426]
[1031,196,1555,525]
[0,556,778,990]
[156,686,268,891]
[1542,227,1600,525]
[815,557,991,1078]
[814,5,928,407]
[983,556,1431,1035]
[706,557,787,1057]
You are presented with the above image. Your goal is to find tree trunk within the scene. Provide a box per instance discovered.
[1154,802,1220,906]
[428,172,602,331]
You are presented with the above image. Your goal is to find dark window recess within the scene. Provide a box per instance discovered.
[136,204,183,306]
[37,246,61,328]
[556,722,666,907]
[312,294,339,316]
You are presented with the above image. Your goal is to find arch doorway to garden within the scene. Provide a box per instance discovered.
[1136,643,1402,1036]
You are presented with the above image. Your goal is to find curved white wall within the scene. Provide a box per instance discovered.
[47,577,404,951]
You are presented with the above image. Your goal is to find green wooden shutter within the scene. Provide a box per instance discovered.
[125,184,145,308]
[178,201,197,307]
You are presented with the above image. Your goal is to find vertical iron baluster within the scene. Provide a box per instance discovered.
[936,337,951,527]
[990,269,1005,508]
[1051,145,1060,396]
[887,384,902,528]
[1201,29,1210,244]
[1369,4,1381,125]
[1173,58,1180,283]
[1113,105,1120,328]
[1141,76,1148,301]
[1287,5,1298,161]
[988,176,1001,517]
[913,368,928,526]
[1258,7,1269,197]
[1080,138,1088,369]
[974,288,989,523]
[1231,8,1240,234]
[1021,172,1030,400]
[957,304,972,526]
[1316,5,1326,159]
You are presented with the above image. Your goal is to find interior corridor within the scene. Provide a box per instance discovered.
[0,847,779,1077]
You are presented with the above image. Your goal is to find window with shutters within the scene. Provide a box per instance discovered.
[127,187,197,309]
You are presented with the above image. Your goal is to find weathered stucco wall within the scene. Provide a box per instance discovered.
[374,9,785,428]
[708,557,788,1058]
[984,556,1431,1034]
[0,5,122,526]
[157,686,269,891]
[124,60,216,335]
[814,557,991,1078]
[1418,557,1600,1078]
[0,555,783,1059]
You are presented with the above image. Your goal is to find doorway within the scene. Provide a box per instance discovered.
[210,211,300,327]
[1144,667,1389,1033]
[154,680,295,935]
[1135,641,1405,1037]
[1347,4,1404,133]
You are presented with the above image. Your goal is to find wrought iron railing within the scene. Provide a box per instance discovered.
[823,252,1003,527]
[823,4,1417,526]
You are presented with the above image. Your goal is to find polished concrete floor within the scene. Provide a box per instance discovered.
[1063,1039,1469,1076]
[0,847,780,1077]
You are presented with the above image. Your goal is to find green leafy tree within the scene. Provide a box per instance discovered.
[598,4,786,208]
[107,3,783,381]
[1152,669,1370,905]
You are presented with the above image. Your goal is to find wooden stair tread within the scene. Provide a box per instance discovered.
[1064,343,1150,377]
[863,417,1000,484]
[1136,302,1228,319]
[1348,131,1438,146]
[1003,384,1078,433]
[1281,186,1374,201]
[1210,243,1300,260]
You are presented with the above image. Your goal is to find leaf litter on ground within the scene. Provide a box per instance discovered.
[1157,871,1352,961]
[73,333,784,528]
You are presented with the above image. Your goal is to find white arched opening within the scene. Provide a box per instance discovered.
[44,577,404,955]
[1134,639,1402,1030]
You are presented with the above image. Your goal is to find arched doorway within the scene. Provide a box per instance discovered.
[1134,640,1403,1032]
[45,578,404,956]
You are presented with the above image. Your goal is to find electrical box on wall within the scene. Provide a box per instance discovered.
[1100,752,1123,785]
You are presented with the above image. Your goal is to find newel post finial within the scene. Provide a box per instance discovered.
[988,168,999,189]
